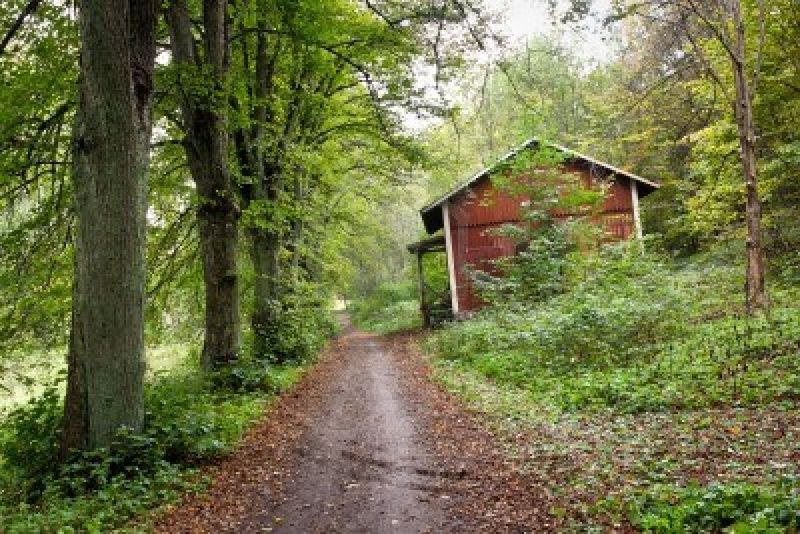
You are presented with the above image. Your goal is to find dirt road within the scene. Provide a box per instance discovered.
[155,326,554,533]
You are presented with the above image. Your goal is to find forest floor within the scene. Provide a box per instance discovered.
[153,324,556,533]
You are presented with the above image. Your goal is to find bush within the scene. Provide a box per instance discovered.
[0,462,196,534]
[250,282,337,364]
[475,154,604,306]
[144,372,264,463]
[350,281,422,334]
[0,385,62,502]
[56,428,166,497]
[434,245,686,367]
[211,358,284,393]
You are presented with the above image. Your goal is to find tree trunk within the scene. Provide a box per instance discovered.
[728,0,767,314]
[62,0,156,452]
[247,163,283,359]
[231,149,274,361]
[288,175,305,283]
[246,84,306,360]
[250,227,279,359]
[289,218,304,282]
[197,197,241,369]
[235,25,282,360]
[167,0,240,369]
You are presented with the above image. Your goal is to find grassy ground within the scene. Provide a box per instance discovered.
[425,249,800,532]
[433,361,800,531]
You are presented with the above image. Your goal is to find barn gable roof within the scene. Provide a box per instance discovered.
[420,138,661,234]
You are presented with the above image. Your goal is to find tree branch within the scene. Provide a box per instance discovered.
[0,0,42,58]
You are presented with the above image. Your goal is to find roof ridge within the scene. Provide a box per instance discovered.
[420,138,660,215]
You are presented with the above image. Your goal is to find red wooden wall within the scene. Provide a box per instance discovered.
[447,162,636,312]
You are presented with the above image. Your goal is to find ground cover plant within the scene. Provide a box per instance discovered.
[627,478,800,532]
[0,345,310,532]
[428,241,800,531]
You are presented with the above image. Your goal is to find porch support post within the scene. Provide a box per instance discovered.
[443,201,459,315]
[415,251,430,328]
[631,179,643,241]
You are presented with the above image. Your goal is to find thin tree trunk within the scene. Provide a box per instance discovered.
[289,218,304,283]
[288,175,305,283]
[62,0,156,452]
[728,0,767,313]
[167,0,240,369]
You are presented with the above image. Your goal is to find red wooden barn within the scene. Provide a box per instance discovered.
[407,139,660,323]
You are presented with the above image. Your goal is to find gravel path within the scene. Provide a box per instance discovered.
[239,333,449,533]
[154,325,554,533]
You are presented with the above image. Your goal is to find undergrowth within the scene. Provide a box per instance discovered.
[350,281,422,334]
[626,477,800,533]
[429,246,800,414]
[427,241,800,531]
[0,348,308,532]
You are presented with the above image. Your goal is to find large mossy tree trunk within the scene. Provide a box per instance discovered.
[62,0,157,452]
[167,0,240,370]
[233,24,285,361]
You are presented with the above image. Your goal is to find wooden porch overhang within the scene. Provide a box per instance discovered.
[406,235,446,254]
[406,235,451,328]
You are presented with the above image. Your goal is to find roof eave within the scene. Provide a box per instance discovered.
[419,138,662,234]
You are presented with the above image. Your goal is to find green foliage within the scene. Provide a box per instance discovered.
[477,148,604,305]
[430,240,800,530]
[248,283,338,364]
[350,281,422,334]
[0,463,195,534]
[628,478,800,533]
[145,370,266,463]
[0,386,63,502]
[436,245,683,366]
[430,244,800,414]
[478,228,574,303]
[0,0,77,354]
[0,348,305,532]
[210,357,303,395]
[420,252,450,302]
